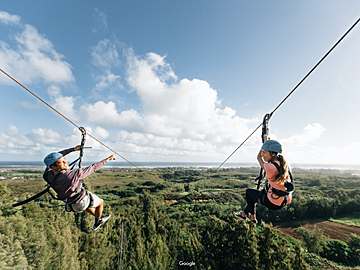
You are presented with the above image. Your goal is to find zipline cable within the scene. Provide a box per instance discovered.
[217,17,360,171]
[0,68,146,173]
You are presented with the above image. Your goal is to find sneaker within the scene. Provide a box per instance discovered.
[249,214,258,224]
[91,215,111,231]
[250,218,258,224]
[234,211,247,221]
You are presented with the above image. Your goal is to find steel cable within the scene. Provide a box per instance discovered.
[0,68,146,173]
[217,17,360,170]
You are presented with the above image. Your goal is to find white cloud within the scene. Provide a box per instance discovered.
[47,85,62,98]
[91,39,119,68]
[5,125,20,136]
[93,8,108,33]
[95,126,109,140]
[110,130,218,159]
[281,123,328,164]
[0,126,97,160]
[26,128,63,146]
[94,72,122,91]
[0,14,74,85]
[0,10,20,25]
[0,126,36,153]
[19,101,41,111]
[282,123,325,147]
[47,85,79,121]
[58,50,260,162]
[80,101,143,131]
[25,127,88,149]
[81,101,118,126]
[15,25,74,84]
[125,50,257,146]
[90,39,122,92]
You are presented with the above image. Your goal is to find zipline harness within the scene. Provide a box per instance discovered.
[253,114,295,207]
[69,127,87,170]
[12,127,88,208]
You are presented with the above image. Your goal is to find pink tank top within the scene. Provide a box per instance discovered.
[264,161,292,206]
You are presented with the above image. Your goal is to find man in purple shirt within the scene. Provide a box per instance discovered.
[43,145,115,231]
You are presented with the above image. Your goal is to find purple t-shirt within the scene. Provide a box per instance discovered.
[43,148,107,202]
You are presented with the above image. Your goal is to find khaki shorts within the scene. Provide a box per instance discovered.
[70,191,102,213]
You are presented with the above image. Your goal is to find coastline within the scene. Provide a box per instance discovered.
[0,161,359,171]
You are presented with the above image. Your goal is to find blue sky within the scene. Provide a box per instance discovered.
[0,1,360,166]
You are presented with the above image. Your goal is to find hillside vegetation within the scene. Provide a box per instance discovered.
[1,166,360,269]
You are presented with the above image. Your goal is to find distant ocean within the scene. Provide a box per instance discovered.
[0,161,359,170]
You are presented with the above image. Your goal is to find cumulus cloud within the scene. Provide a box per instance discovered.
[282,123,325,147]
[90,39,122,93]
[0,125,38,155]
[91,39,120,68]
[37,50,257,161]
[47,85,80,121]
[95,126,109,140]
[281,123,326,164]
[94,72,122,91]
[0,11,20,25]
[26,128,63,146]
[0,12,74,85]
[115,130,218,159]
[125,50,257,146]
[0,126,97,159]
[50,50,259,161]
[5,125,20,136]
[25,127,90,149]
[0,11,256,162]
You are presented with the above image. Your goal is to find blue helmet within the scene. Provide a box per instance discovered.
[44,152,63,167]
[261,140,282,154]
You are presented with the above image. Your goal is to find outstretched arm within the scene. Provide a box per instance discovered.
[66,154,117,185]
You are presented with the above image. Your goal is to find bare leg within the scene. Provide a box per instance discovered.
[86,207,96,216]
[95,199,104,219]
[86,199,103,219]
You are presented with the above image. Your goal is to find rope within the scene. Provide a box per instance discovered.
[68,127,87,170]
[217,17,360,170]
[0,68,146,173]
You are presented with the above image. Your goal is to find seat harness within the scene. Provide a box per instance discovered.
[265,161,295,207]
[12,127,89,210]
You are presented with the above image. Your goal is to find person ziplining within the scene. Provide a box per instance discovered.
[234,135,294,224]
[12,127,116,231]
[234,114,294,224]
[43,146,115,231]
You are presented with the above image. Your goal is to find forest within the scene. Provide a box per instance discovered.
[1,166,360,270]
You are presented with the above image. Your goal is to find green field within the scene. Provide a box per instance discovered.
[1,166,360,269]
[330,212,360,227]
